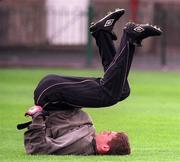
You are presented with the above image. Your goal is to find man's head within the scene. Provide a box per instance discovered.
[95,131,130,155]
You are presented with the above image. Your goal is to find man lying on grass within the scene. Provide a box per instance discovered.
[19,8,162,155]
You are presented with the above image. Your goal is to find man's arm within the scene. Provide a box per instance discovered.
[24,106,60,154]
[24,113,54,154]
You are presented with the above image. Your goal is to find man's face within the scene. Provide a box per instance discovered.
[95,131,118,154]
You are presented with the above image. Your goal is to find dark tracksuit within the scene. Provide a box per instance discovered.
[34,30,135,110]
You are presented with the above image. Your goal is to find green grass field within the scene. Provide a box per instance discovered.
[0,68,180,162]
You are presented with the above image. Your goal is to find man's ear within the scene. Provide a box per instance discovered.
[101,144,110,153]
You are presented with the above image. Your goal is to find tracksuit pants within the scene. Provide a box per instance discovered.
[33,31,135,110]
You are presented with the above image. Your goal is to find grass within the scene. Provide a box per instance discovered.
[0,68,180,162]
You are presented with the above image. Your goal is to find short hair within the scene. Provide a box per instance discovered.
[107,132,131,155]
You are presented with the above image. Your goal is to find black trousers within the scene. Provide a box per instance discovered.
[34,31,135,110]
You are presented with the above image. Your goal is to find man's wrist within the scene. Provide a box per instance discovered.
[32,112,45,124]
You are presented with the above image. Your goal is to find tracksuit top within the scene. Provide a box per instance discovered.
[24,109,97,155]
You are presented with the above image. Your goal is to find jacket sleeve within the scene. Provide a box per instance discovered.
[24,115,55,155]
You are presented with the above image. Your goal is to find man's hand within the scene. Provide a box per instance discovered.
[25,105,43,117]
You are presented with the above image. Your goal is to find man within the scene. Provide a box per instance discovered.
[22,8,162,155]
